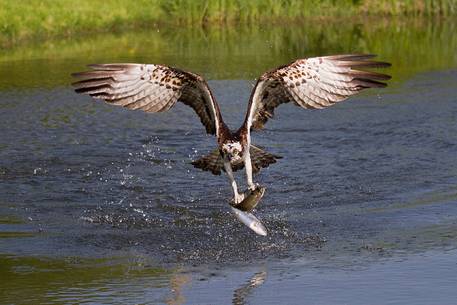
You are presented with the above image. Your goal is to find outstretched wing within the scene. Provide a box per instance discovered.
[244,54,391,131]
[72,64,223,136]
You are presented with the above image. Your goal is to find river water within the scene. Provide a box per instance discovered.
[1,19,457,304]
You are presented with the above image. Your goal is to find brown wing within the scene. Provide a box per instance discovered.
[244,54,391,131]
[72,63,223,136]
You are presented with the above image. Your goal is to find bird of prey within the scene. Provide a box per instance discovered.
[72,54,390,234]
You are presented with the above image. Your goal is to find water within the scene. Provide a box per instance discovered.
[1,19,457,304]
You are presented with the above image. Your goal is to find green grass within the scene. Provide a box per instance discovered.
[0,0,162,47]
[1,0,457,47]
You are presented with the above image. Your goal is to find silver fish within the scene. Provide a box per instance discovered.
[231,207,268,236]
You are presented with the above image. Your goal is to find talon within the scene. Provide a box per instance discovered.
[248,183,259,191]
[234,193,245,204]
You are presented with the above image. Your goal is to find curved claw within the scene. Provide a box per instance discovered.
[232,192,245,205]
[248,182,260,191]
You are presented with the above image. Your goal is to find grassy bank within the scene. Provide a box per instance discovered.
[1,0,457,47]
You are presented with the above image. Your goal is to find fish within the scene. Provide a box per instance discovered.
[231,207,268,236]
[231,185,266,212]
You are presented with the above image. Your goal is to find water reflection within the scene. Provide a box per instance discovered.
[232,270,267,305]
[0,254,268,304]
[0,18,456,89]
[166,270,191,305]
[0,255,170,304]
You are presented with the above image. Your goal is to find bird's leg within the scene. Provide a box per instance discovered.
[244,149,256,191]
[224,160,244,204]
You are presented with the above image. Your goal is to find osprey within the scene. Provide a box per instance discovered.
[72,54,390,231]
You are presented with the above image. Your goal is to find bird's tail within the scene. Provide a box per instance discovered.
[248,145,282,174]
[191,148,224,175]
[191,145,281,176]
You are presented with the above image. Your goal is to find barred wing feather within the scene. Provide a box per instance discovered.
[72,64,222,136]
[245,54,391,130]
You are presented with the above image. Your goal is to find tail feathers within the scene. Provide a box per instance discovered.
[191,148,224,175]
[191,145,281,176]
[249,145,282,174]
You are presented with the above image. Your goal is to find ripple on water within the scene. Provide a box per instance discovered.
[2,72,457,266]
[78,201,325,264]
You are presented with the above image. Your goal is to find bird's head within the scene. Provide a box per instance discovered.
[222,141,243,162]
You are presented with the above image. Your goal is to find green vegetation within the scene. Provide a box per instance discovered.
[1,18,456,90]
[1,0,457,47]
[160,0,457,24]
[0,0,162,47]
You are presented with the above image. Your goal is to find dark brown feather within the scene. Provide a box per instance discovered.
[335,60,391,68]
